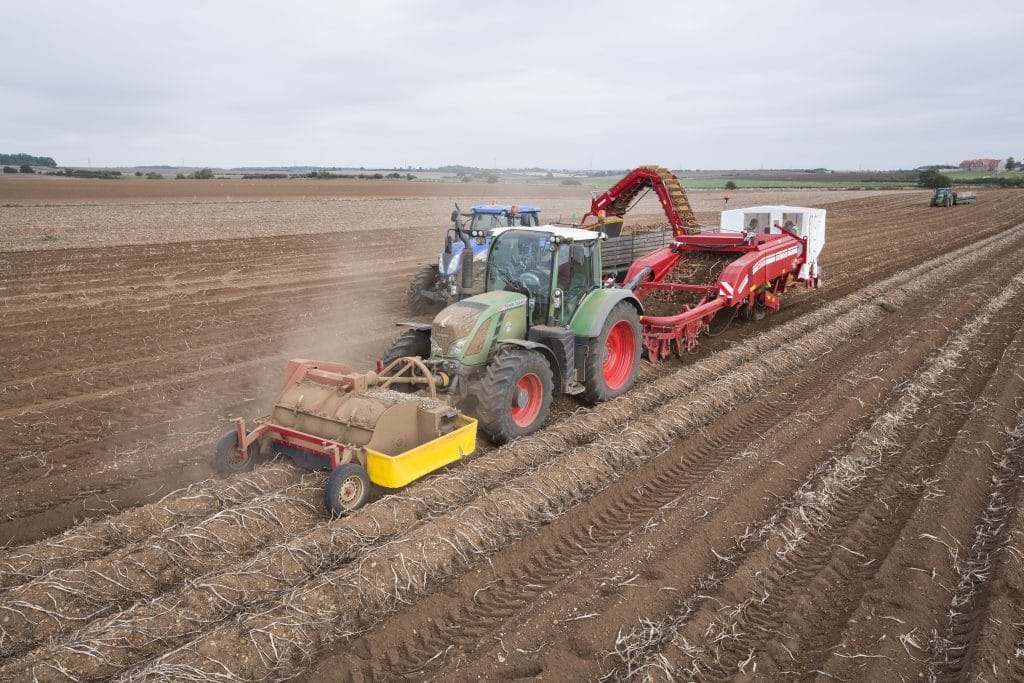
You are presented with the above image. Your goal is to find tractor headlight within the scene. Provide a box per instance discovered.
[448,338,467,355]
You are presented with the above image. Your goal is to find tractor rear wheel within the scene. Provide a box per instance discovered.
[475,349,553,444]
[324,463,371,515]
[213,430,260,476]
[407,264,443,314]
[581,302,641,404]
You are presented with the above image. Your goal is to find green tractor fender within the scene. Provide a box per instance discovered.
[569,288,643,338]
[394,321,432,333]
[495,339,564,392]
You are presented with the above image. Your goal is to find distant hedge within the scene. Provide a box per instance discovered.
[955,176,1024,188]
[57,169,122,179]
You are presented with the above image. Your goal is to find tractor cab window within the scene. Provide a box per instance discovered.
[471,211,541,231]
[516,212,540,227]
[780,213,804,236]
[486,230,554,324]
[556,241,597,322]
[470,213,508,231]
[744,212,771,235]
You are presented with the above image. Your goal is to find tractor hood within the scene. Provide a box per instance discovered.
[431,290,528,364]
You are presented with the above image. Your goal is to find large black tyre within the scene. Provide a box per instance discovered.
[475,349,553,445]
[212,430,260,475]
[382,329,431,362]
[406,264,443,314]
[324,463,371,515]
[581,302,641,404]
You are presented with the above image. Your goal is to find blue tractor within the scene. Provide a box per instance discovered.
[407,203,542,313]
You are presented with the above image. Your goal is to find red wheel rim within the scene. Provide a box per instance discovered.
[511,372,543,427]
[602,321,636,390]
[338,474,364,509]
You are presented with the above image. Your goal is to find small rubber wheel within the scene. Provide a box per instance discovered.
[324,463,371,515]
[213,430,260,475]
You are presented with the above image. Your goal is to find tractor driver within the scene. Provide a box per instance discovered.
[557,243,587,288]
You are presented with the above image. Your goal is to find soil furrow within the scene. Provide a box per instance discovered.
[389,235,1024,682]
[600,264,1024,680]
[115,220,1024,681]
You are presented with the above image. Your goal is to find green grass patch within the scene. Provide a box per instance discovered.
[946,169,1024,181]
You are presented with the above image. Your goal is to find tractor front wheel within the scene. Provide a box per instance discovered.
[213,430,260,476]
[381,330,431,392]
[582,302,641,404]
[382,329,431,362]
[475,349,553,444]
[324,463,372,515]
[406,265,443,314]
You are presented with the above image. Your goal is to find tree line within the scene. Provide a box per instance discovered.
[0,153,57,167]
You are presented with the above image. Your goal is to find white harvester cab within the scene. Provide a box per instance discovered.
[719,205,826,284]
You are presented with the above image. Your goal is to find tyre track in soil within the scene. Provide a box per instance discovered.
[660,275,1024,680]
[2,193,1020,546]
[106,220,1024,680]
[0,252,910,681]
[0,195,888,542]
[598,276,1024,679]
[0,193,1015,679]
[0,197,1015,679]
[308,225,1024,681]
[4,208,1015,679]
[813,328,1024,683]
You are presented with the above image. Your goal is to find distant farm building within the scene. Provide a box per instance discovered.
[959,158,1006,171]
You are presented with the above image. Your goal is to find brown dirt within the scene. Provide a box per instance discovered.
[0,180,1022,682]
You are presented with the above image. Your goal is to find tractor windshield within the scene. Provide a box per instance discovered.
[470,211,540,231]
[486,230,555,320]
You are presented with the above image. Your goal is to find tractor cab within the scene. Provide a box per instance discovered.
[468,205,542,232]
[484,226,602,326]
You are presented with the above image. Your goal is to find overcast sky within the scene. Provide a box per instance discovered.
[3,1,1021,170]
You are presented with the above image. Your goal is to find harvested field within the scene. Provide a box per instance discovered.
[1,177,1022,681]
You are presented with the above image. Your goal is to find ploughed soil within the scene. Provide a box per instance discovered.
[1,177,1022,681]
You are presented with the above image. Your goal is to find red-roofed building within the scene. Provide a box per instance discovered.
[959,159,1005,171]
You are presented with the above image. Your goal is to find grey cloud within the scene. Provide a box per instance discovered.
[2,1,1021,169]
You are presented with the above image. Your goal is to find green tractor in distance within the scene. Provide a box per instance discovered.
[931,187,977,207]
[383,224,642,444]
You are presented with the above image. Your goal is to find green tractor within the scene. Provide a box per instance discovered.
[383,224,642,444]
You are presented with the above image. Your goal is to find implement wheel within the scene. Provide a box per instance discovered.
[406,264,443,314]
[324,463,371,515]
[582,302,641,404]
[475,349,553,445]
[213,430,260,476]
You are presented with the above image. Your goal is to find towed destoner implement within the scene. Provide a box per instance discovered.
[214,166,826,516]
[214,357,477,515]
